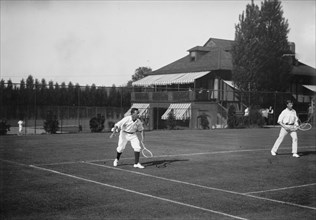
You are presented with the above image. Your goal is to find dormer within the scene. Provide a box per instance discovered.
[188,46,212,62]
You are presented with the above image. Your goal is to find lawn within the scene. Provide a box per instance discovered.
[1,127,315,219]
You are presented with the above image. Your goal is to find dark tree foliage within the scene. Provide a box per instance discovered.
[197,113,210,129]
[166,110,176,130]
[43,110,59,134]
[1,67,148,118]
[127,66,152,87]
[89,114,105,132]
[0,119,10,135]
[227,105,237,128]
[232,0,292,94]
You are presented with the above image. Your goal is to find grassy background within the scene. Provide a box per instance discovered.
[1,127,315,220]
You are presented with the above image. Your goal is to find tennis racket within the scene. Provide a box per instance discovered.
[109,127,119,138]
[285,120,312,132]
[141,141,153,158]
[297,119,312,131]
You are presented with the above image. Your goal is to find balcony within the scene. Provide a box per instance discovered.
[131,90,218,103]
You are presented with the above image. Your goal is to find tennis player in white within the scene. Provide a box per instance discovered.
[271,100,300,158]
[112,108,145,168]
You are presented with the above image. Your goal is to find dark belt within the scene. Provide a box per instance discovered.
[123,131,135,134]
[285,123,294,125]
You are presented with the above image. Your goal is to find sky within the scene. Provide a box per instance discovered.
[1,0,315,87]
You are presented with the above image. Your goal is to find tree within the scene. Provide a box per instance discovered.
[43,110,59,134]
[232,0,292,95]
[227,105,237,128]
[166,109,176,130]
[89,114,105,132]
[127,67,152,87]
[108,84,119,107]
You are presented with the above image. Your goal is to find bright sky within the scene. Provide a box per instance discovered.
[1,0,315,87]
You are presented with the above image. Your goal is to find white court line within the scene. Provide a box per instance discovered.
[33,148,268,166]
[84,161,316,211]
[29,164,248,220]
[0,159,30,167]
[244,183,316,195]
[33,146,316,166]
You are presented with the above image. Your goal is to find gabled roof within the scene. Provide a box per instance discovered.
[150,38,234,75]
[203,38,234,50]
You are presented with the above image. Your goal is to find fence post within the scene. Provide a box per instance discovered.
[273,91,277,126]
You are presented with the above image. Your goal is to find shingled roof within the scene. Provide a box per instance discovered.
[149,38,234,75]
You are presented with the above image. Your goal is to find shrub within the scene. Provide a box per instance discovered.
[198,113,210,129]
[166,110,176,130]
[0,119,10,135]
[108,121,115,131]
[43,111,59,134]
[227,105,237,128]
[249,108,265,128]
[90,114,105,132]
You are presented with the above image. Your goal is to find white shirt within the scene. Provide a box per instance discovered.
[18,120,23,127]
[244,108,249,116]
[115,116,144,133]
[277,108,298,126]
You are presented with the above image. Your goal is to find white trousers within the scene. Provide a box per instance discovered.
[271,127,298,154]
[116,131,141,153]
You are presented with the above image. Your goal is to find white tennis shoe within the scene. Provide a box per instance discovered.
[133,163,144,169]
[113,159,118,167]
[292,153,300,158]
[271,150,277,156]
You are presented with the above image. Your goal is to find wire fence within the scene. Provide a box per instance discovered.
[1,83,315,135]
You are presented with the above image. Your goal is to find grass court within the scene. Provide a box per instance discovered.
[1,127,316,219]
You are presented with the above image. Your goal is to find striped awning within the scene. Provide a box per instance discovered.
[124,103,150,117]
[132,71,209,86]
[223,80,239,90]
[161,103,191,120]
[303,85,316,92]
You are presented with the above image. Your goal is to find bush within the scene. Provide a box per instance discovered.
[227,105,237,128]
[0,119,10,135]
[43,111,59,134]
[108,121,115,131]
[166,110,176,130]
[90,114,105,132]
[249,108,265,128]
[198,113,210,129]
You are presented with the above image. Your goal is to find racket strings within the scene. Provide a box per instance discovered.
[298,123,312,131]
[141,141,153,158]
[297,119,312,131]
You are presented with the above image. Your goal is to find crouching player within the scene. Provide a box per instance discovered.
[112,108,145,168]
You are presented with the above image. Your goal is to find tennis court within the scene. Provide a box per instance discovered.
[1,127,315,219]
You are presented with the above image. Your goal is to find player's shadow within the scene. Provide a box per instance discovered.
[275,151,316,157]
[298,151,316,156]
[142,159,189,168]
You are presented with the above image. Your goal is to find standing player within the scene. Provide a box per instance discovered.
[112,108,145,168]
[271,100,300,158]
[17,119,24,136]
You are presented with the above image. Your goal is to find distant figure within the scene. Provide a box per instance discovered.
[244,107,249,117]
[244,107,250,127]
[18,120,24,135]
[307,103,314,121]
[261,108,269,125]
[268,106,274,125]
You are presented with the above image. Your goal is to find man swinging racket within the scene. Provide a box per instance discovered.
[111,108,145,168]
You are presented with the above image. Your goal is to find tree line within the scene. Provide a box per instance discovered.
[0,75,131,107]
[0,67,151,108]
